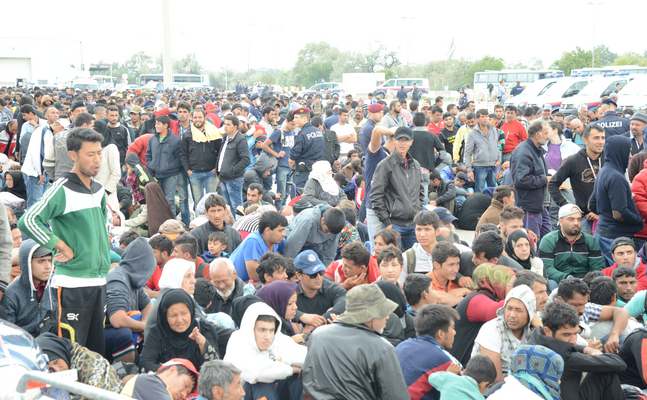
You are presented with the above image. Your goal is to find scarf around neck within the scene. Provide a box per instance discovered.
[191,121,221,143]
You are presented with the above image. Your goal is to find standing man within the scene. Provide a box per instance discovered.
[18,104,46,166]
[261,111,296,209]
[19,127,111,356]
[22,106,57,208]
[218,115,250,214]
[453,112,477,164]
[497,80,506,105]
[535,104,553,124]
[331,108,356,159]
[174,102,194,228]
[510,121,552,240]
[409,112,448,205]
[500,105,528,163]
[289,108,324,190]
[397,86,408,103]
[370,126,424,250]
[590,135,644,265]
[381,101,407,130]
[549,124,605,234]
[427,106,445,135]
[624,112,647,155]
[510,81,524,97]
[105,105,130,173]
[359,102,385,155]
[146,116,182,213]
[180,108,222,210]
[597,97,630,137]
[464,109,501,194]
[411,83,421,102]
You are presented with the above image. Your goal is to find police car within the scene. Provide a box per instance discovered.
[373,78,429,99]
[525,77,591,112]
[299,82,345,98]
[505,78,559,111]
[560,76,633,116]
[616,76,647,112]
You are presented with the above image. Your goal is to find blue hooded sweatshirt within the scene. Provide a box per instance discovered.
[589,135,644,237]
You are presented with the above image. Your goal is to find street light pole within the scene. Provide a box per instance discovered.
[588,1,604,68]
[402,17,415,78]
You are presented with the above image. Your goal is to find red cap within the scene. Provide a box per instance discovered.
[367,103,384,113]
[159,358,200,396]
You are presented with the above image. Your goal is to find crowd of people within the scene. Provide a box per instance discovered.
[1,81,647,400]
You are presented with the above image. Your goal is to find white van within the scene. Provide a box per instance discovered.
[560,76,633,116]
[505,78,559,110]
[617,76,647,113]
[526,77,591,112]
[373,78,429,99]
[73,78,99,91]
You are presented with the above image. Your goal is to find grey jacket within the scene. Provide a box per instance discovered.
[0,204,12,292]
[302,321,409,400]
[218,131,251,181]
[283,204,340,268]
[301,179,346,207]
[369,151,424,227]
[105,238,155,327]
[0,239,56,337]
[464,123,501,170]
[44,130,75,180]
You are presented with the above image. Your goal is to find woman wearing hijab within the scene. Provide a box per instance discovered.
[144,259,196,339]
[376,281,416,344]
[505,230,545,276]
[140,289,220,373]
[34,333,122,400]
[256,280,303,342]
[1,170,27,201]
[94,119,121,212]
[301,160,346,207]
[124,182,175,237]
[450,264,516,366]
[488,345,563,399]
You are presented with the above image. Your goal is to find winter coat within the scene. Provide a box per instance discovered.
[589,135,644,238]
[538,229,605,283]
[217,131,250,181]
[0,239,56,337]
[510,138,549,213]
[548,147,603,215]
[145,130,182,179]
[223,302,306,384]
[631,158,647,239]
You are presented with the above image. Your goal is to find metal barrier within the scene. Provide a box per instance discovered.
[16,371,130,400]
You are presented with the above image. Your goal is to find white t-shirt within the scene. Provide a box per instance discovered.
[331,123,356,155]
[471,320,520,376]
[397,243,434,286]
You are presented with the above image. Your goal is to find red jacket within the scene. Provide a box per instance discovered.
[631,158,647,239]
[325,258,381,289]
[206,112,221,128]
[602,260,647,291]
[126,134,153,167]
[155,108,180,136]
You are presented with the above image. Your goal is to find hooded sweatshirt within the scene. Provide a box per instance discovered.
[471,285,537,376]
[0,239,56,337]
[548,147,603,215]
[243,153,273,194]
[223,302,307,384]
[589,135,644,238]
[105,238,156,327]
[283,204,341,268]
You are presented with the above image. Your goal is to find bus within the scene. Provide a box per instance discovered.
[137,74,209,89]
[90,75,116,90]
[571,65,647,77]
[473,69,564,93]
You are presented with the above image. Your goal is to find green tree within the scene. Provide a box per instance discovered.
[258,74,275,84]
[173,52,203,75]
[119,51,159,83]
[613,52,647,67]
[464,56,505,86]
[359,41,400,73]
[594,45,617,67]
[551,47,594,76]
[302,61,334,87]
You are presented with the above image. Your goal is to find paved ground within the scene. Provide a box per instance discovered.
[455,228,476,246]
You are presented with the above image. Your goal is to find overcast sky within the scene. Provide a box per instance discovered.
[4,0,644,75]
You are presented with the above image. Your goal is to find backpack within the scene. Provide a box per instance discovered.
[133,164,158,190]
[405,248,416,274]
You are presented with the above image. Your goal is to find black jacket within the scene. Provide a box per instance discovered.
[548,147,603,215]
[527,326,626,400]
[204,276,245,315]
[597,110,631,137]
[180,128,222,172]
[190,221,242,256]
[510,138,549,213]
[217,131,250,181]
[145,130,182,179]
[322,129,340,167]
[623,131,646,156]
[409,127,446,171]
[369,151,424,227]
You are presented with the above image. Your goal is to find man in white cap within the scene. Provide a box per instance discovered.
[301,284,409,399]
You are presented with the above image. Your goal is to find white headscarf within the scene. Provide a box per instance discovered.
[158,259,195,290]
[309,160,339,196]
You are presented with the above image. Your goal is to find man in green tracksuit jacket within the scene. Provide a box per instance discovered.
[19,127,110,356]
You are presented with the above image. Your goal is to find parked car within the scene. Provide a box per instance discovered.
[299,82,345,98]
[373,78,429,99]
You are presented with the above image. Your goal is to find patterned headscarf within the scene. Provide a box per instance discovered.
[471,264,516,301]
[511,345,564,400]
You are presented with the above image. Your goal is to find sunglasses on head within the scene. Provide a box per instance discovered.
[307,271,325,279]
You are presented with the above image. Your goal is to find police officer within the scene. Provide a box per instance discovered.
[249,93,263,121]
[596,97,630,137]
[289,107,324,190]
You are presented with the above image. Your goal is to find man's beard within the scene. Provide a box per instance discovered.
[194,121,205,129]
[216,285,234,298]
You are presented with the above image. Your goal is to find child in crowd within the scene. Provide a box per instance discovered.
[429,355,497,400]
[194,277,235,329]
[201,231,228,263]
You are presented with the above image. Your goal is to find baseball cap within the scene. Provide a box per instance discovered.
[432,207,457,223]
[158,358,199,395]
[601,97,617,107]
[70,100,85,112]
[32,245,53,258]
[130,105,142,114]
[558,204,582,219]
[394,126,413,140]
[611,237,635,253]
[294,250,326,275]
[542,104,552,111]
